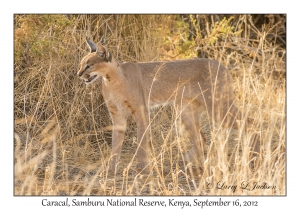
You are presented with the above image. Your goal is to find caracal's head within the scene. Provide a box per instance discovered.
[77,38,112,84]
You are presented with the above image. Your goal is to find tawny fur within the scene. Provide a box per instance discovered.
[78,38,259,173]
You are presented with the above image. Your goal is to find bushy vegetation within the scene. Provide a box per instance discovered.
[14,14,285,195]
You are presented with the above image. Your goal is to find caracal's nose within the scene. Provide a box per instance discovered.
[77,70,83,77]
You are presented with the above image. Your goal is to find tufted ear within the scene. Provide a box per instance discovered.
[96,42,106,54]
[96,43,112,62]
[86,37,97,53]
[106,51,112,62]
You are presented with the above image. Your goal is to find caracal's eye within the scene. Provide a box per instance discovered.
[85,64,93,71]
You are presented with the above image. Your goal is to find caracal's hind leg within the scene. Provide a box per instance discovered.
[177,102,206,165]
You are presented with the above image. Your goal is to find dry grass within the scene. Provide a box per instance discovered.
[14,14,286,195]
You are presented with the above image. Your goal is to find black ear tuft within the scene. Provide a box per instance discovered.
[106,51,112,62]
[86,37,97,53]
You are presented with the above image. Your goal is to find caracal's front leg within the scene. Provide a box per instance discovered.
[133,106,149,173]
[107,103,127,173]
